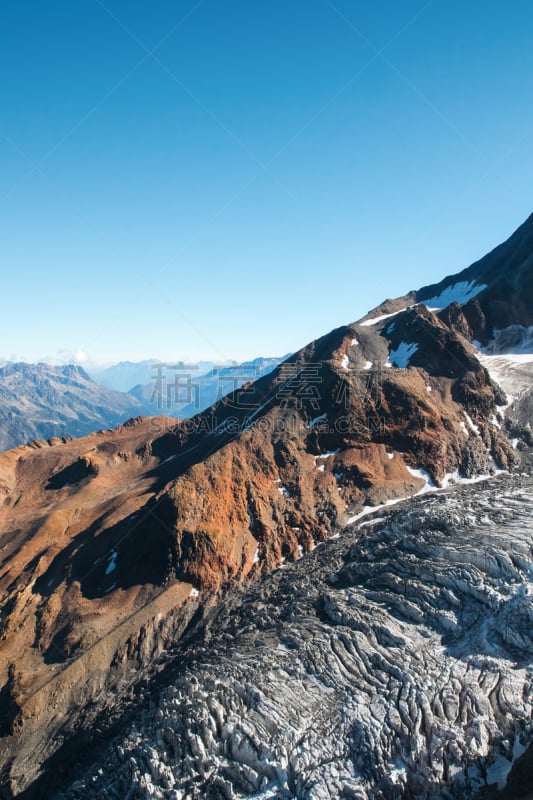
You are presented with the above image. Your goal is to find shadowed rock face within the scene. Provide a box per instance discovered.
[0,217,532,796]
[58,471,533,800]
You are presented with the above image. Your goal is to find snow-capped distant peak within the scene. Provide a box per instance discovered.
[419,280,487,310]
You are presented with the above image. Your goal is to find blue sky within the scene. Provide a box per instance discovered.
[1,0,533,365]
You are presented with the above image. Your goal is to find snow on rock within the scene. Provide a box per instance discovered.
[105,551,118,575]
[308,413,327,428]
[313,451,340,473]
[388,341,419,368]
[464,413,480,436]
[420,280,487,310]
[360,310,401,327]
[364,360,373,370]
[351,337,360,346]
[406,465,435,492]
[341,354,349,370]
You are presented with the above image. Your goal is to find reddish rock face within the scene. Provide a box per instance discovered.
[0,216,530,794]
[0,307,515,705]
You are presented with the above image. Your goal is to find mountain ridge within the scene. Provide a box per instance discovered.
[0,214,532,797]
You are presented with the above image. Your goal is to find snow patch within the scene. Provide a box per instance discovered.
[341,354,349,370]
[406,465,435,492]
[105,551,118,575]
[347,496,407,524]
[314,451,338,473]
[420,280,487,310]
[360,310,401,327]
[308,413,326,428]
[464,413,480,436]
[389,341,419,368]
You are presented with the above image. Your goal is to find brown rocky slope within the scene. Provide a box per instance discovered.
[4,210,533,795]
[0,297,520,797]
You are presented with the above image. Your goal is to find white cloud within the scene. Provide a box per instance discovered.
[55,348,91,365]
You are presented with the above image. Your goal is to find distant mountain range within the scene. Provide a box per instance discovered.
[86,359,217,393]
[128,356,285,417]
[0,363,147,451]
[0,357,286,451]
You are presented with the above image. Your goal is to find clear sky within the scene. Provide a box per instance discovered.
[1,0,533,366]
